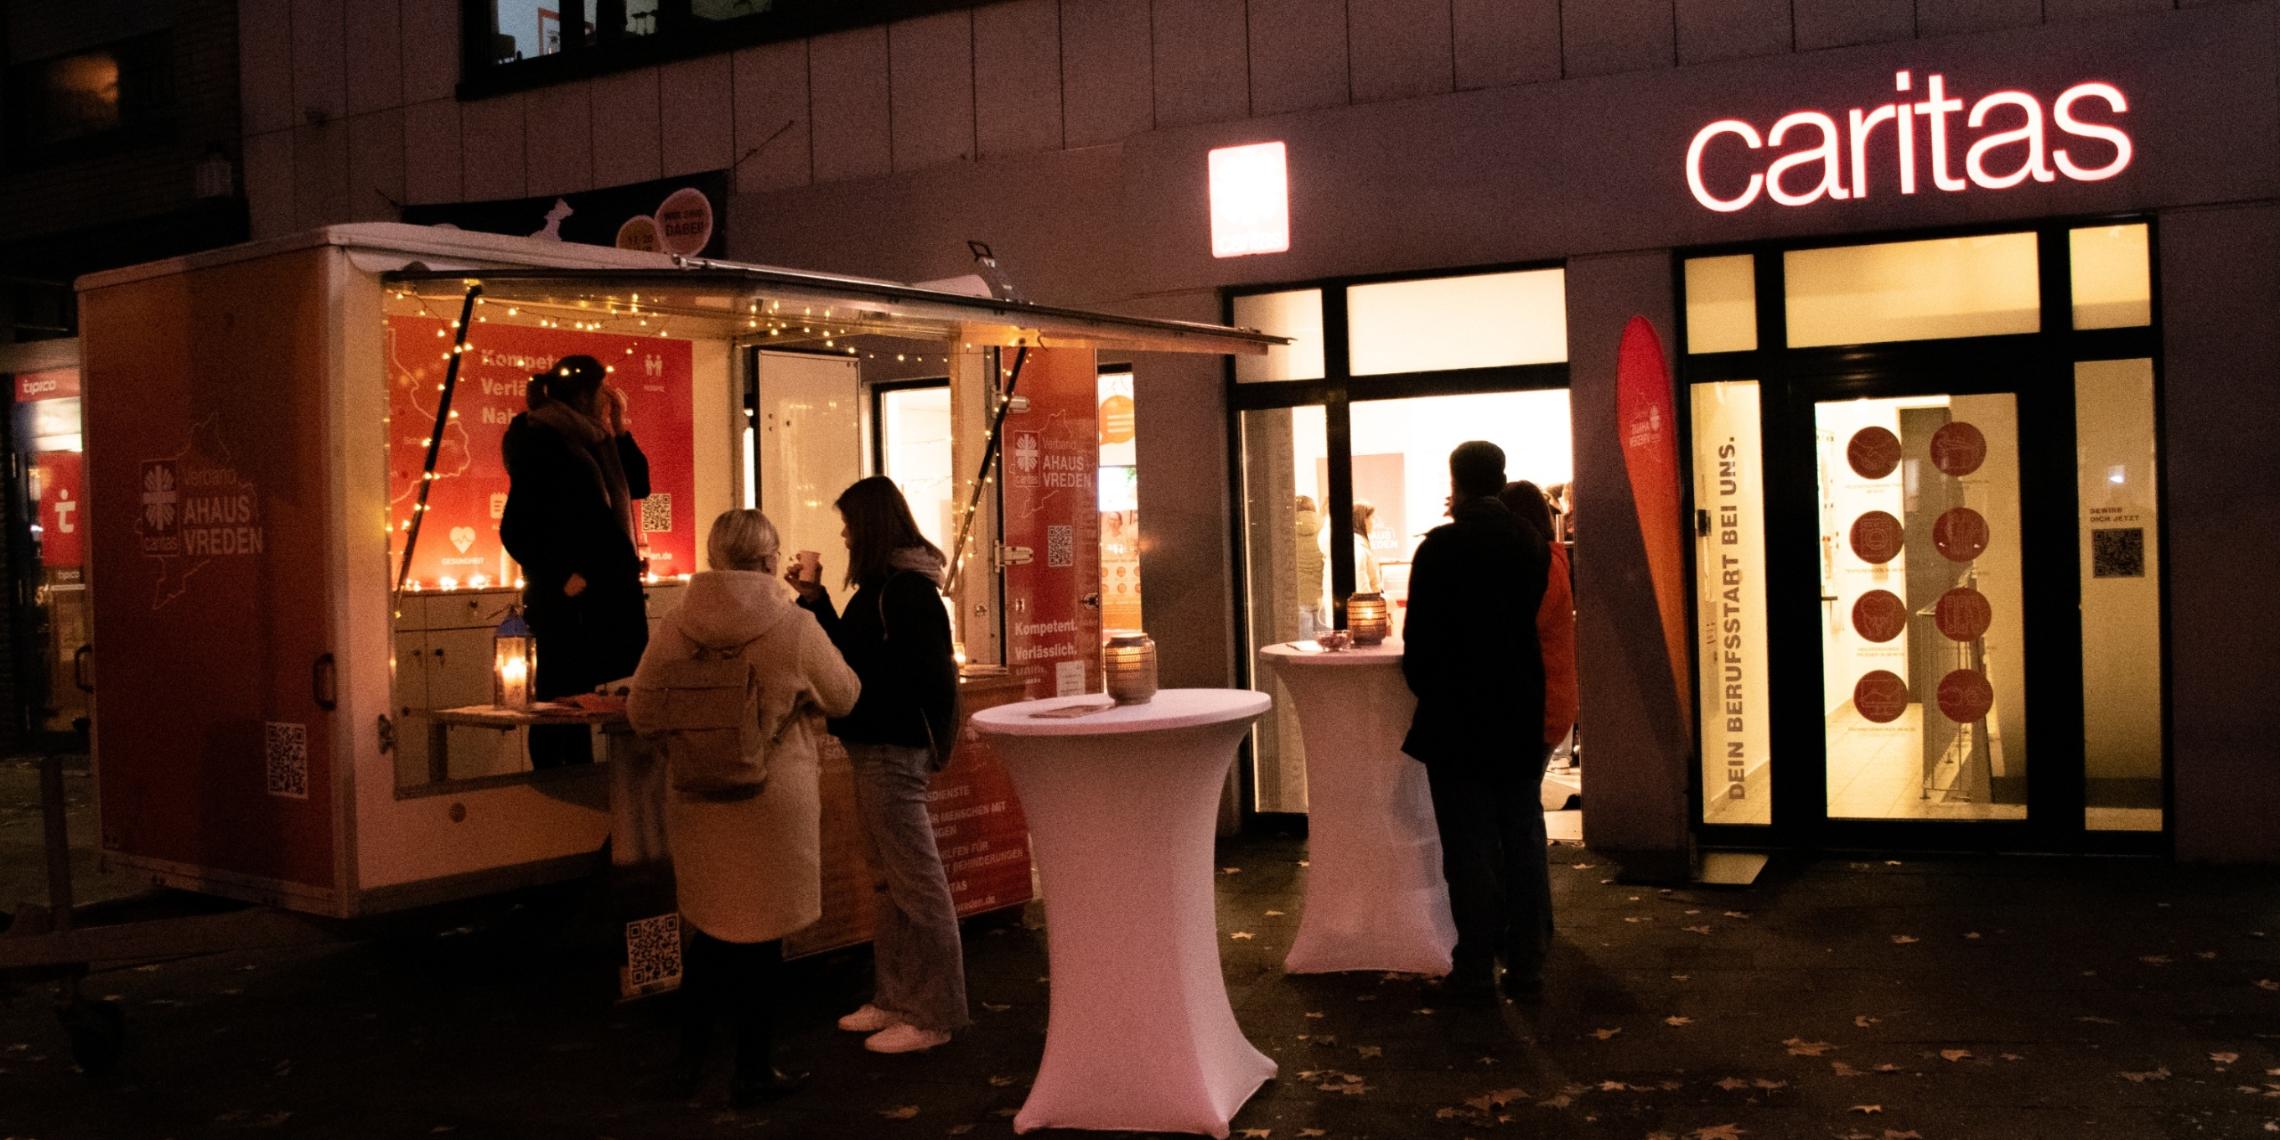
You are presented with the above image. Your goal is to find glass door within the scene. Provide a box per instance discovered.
[1814,390,2029,823]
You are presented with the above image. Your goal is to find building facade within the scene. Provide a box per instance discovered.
[239,0,2280,868]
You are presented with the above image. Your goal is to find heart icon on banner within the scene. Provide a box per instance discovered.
[449,526,476,554]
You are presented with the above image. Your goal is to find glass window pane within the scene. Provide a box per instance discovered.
[1347,269,1567,375]
[879,385,955,555]
[1685,256,1758,354]
[1786,233,2039,348]
[1241,404,1328,812]
[1346,389,1572,638]
[1817,393,2027,821]
[1232,289,1326,383]
[2070,224,2152,330]
[1692,381,1770,825]
[1098,370,1143,633]
[2077,359,2163,832]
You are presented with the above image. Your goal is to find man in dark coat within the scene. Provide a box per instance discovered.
[1401,440,1552,1000]
[499,355,652,767]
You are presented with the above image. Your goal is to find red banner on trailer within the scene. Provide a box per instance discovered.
[1000,348,1105,698]
[384,317,696,587]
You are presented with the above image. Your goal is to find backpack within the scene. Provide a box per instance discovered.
[647,634,787,799]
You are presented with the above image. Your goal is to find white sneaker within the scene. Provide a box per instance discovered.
[863,1023,951,1054]
[836,1003,900,1033]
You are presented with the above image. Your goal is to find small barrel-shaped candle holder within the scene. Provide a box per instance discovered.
[1103,631,1158,704]
[1346,592,1391,646]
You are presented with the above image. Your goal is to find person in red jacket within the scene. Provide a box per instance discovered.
[1498,482,1577,751]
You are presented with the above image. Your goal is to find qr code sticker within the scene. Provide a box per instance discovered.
[1046,524,1074,568]
[264,722,309,799]
[2092,527,2145,578]
[640,493,672,535]
[624,913,682,993]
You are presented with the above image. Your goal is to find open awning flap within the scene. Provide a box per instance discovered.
[382,264,1285,358]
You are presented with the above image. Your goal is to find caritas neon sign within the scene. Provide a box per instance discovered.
[1686,71,2132,213]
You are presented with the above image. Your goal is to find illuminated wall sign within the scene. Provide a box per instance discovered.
[1686,71,2133,213]
[1209,141,1291,258]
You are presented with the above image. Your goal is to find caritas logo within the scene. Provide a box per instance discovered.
[1686,71,2132,213]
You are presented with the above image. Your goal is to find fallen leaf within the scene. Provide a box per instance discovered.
[980,1002,1011,1013]
[1238,1129,1270,1139]
[1672,974,1691,982]
[1598,1079,1632,1092]
[1754,1078,1788,1090]
[1873,1063,1904,1074]
[2001,1053,2023,1062]
[1537,1093,1574,1109]
[1784,1038,1835,1057]
[2078,1016,2119,1025]
[1684,925,1714,936]
[949,1127,976,1137]
[1830,1062,1863,1077]
[1884,1132,1924,1140]
[987,1075,1017,1087]
[1692,1125,1746,1140]
[1890,935,1919,945]
[1264,909,1285,917]
[2197,950,2219,960]
[1220,867,1242,875]
[1855,1015,1881,1028]
[1356,1045,1382,1058]
[1305,1011,1326,1020]
[2215,1052,2243,1066]
[1229,931,1255,941]
[1413,1008,1436,1016]
[1723,911,1752,920]
[879,1105,920,1120]
[1313,1035,1339,1047]
[1592,1027,1623,1040]
[1850,1105,1884,1115]
[1884,860,1903,866]
[2260,980,2280,992]
[1940,1049,1972,1063]
[2118,1066,2172,1083]
[1964,931,1983,940]
[2139,955,2172,966]
[1715,1077,1750,1091]
[1297,860,1310,867]
[1572,862,1596,869]
[1300,1131,1326,1138]
[1666,1015,1694,1027]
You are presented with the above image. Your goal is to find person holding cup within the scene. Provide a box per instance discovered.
[786,476,966,1054]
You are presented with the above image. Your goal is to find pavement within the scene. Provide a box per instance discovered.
[3,774,2279,1139]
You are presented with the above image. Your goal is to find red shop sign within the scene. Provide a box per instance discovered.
[1937,668,1994,724]
[1846,426,1902,480]
[1851,589,1909,643]
[1935,586,1993,642]
[1850,510,1904,564]
[1930,421,1988,477]
[1933,506,1990,562]
[1853,670,1911,724]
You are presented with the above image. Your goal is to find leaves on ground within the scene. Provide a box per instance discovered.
[2138,955,2171,966]
[1666,1015,1694,1027]
[1890,935,1919,945]
[1691,1125,1746,1140]
[1592,1027,1623,1040]
[2214,1052,2242,1066]
[1684,925,1714,936]
[2118,1066,2172,1083]
[986,1074,1017,1088]
[1939,1049,1972,1063]
[878,1105,919,1120]
[1229,931,1255,941]
[1783,1038,1835,1057]
[1854,1015,1881,1028]
[1356,1045,1383,1058]
[979,1002,1011,1013]
[1849,1104,1884,1115]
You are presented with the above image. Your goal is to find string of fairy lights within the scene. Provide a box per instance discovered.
[383,283,1028,602]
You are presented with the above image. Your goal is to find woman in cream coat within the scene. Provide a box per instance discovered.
[628,509,858,1106]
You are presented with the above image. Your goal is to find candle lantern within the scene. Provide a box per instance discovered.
[1103,631,1158,705]
[1346,592,1391,646]
[493,606,537,709]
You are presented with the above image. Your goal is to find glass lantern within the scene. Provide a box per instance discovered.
[1103,631,1158,705]
[494,606,537,709]
[1345,592,1391,646]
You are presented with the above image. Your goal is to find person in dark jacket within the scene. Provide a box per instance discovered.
[1402,440,1551,1001]
[499,354,652,768]
[787,475,966,1054]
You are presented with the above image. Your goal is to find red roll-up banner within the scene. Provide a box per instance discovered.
[1616,316,1691,727]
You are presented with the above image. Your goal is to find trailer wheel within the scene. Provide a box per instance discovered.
[58,997,126,1077]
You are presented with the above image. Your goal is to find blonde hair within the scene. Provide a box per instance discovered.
[706,509,780,573]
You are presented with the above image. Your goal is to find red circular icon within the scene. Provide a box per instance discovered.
[1850,511,1904,564]
[1851,589,1909,643]
[1933,507,1990,562]
[1847,426,1902,479]
[1930,421,1988,477]
[1853,670,1911,723]
[1935,587,1992,642]
[1937,669,1994,723]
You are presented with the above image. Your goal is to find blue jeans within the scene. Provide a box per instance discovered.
[845,742,970,1032]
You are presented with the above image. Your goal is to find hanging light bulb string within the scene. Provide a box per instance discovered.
[393,284,484,604]
[944,342,1029,597]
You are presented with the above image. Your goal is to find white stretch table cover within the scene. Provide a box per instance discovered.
[1260,642,1456,975]
[972,689,1278,1138]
